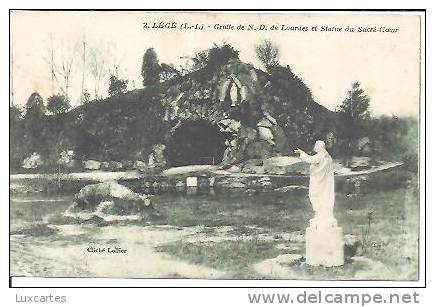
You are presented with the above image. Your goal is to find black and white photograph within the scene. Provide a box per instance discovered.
[9,10,423,282]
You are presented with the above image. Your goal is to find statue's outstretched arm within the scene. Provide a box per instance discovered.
[298,150,321,164]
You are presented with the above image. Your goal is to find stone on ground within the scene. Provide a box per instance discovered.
[66,182,152,220]
[83,160,101,170]
[22,152,44,169]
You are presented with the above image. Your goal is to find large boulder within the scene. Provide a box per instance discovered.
[110,161,124,170]
[83,160,101,170]
[133,160,147,171]
[58,150,75,169]
[66,182,152,220]
[148,143,167,169]
[256,112,278,146]
[22,152,43,169]
[218,118,241,134]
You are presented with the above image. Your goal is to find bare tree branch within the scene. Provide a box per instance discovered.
[88,46,107,100]
[44,34,77,100]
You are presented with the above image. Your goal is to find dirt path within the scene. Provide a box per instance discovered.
[12,224,225,279]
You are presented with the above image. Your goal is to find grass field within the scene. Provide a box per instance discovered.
[151,178,419,280]
[10,172,419,280]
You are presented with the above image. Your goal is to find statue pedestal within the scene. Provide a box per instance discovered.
[305,217,344,267]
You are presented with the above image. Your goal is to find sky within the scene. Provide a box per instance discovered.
[10,11,421,117]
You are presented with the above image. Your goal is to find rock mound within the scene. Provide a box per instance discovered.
[65,182,153,221]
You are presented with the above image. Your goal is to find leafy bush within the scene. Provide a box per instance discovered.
[47,93,71,115]
[108,75,128,97]
[141,48,161,86]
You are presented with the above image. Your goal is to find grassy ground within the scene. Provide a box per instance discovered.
[153,178,419,280]
[10,171,419,280]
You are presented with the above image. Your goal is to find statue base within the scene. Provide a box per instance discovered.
[305,217,344,267]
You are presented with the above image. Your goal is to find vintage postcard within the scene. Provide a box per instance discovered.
[9,10,423,281]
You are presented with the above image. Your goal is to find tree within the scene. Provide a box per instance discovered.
[10,104,22,123]
[47,93,71,115]
[80,35,87,101]
[10,104,25,170]
[47,33,56,95]
[108,75,128,97]
[23,92,46,158]
[80,90,91,104]
[44,34,76,100]
[336,82,371,155]
[255,40,280,70]
[88,47,106,100]
[25,92,45,118]
[57,53,75,100]
[180,44,239,74]
[141,48,161,86]
[206,44,239,70]
[338,82,371,120]
[189,49,209,71]
[160,63,180,82]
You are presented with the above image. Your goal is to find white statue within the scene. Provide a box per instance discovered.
[295,140,344,267]
[295,140,335,224]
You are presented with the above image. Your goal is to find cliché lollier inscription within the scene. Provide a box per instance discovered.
[87,247,127,254]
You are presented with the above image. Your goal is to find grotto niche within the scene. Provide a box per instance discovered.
[165,119,229,167]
